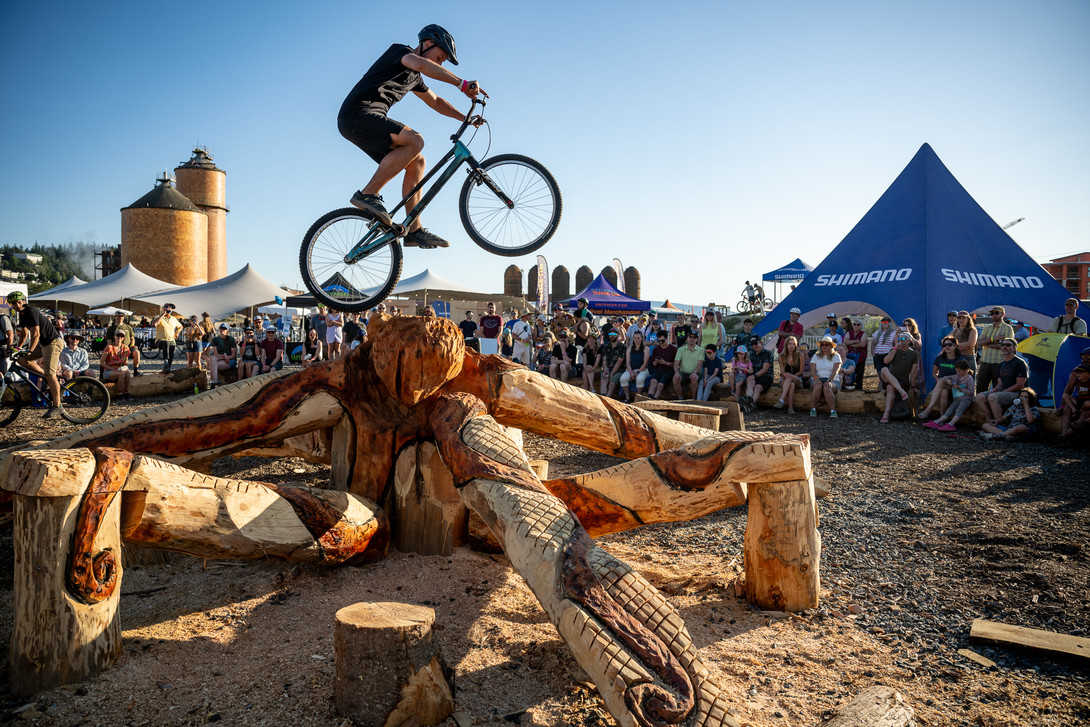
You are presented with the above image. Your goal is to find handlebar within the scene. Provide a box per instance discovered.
[452,97,487,142]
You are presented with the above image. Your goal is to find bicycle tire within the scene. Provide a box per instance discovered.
[143,341,160,359]
[459,154,561,257]
[737,299,752,314]
[299,208,403,313]
[60,376,110,425]
[0,384,23,426]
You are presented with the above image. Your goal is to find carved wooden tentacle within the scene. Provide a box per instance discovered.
[67,448,133,604]
[431,393,738,727]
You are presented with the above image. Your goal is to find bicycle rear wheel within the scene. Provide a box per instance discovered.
[0,384,23,426]
[61,377,110,425]
[143,338,160,359]
[459,154,561,257]
[299,208,403,313]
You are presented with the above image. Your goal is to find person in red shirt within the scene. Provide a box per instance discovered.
[776,307,804,353]
[259,328,285,373]
[477,301,503,353]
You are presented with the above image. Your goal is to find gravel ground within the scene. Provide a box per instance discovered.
[1,388,1088,726]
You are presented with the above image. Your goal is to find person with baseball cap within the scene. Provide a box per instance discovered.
[1048,298,1087,336]
[207,324,237,388]
[1059,360,1090,439]
[976,307,1015,393]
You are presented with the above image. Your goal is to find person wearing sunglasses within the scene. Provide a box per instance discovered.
[976,306,1014,393]
[917,336,967,419]
[972,337,1028,425]
[879,333,919,423]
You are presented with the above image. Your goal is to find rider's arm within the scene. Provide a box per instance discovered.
[401,53,484,98]
[413,87,469,122]
[25,326,40,352]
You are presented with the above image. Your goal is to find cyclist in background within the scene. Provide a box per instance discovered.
[742,281,756,308]
[8,290,63,419]
[338,24,487,249]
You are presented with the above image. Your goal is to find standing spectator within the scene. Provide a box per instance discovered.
[774,336,803,413]
[105,310,142,376]
[775,307,804,353]
[917,336,967,419]
[979,387,1040,441]
[880,333,920,423]
[696,344,724,401]
[671,316,692,344]
[842,319,868,390]
[581,335,602,392]
[208,324,238,387]
[478,301,503,353]
[184,316,204,370]
[953,311,978,374]
[1059,362,1090,439]
[503,308,519,333]
[326,308,344,359]
[809,337,842,418]
[199,312,216,361]
[310,305,328,343]
[1011,320,1030,342]
[301,327,324,367]
[729,346,752,402]
[343,312,361,344]
[550,304,576,337]
[618,330,650,402]
[152,303,184,373]
[100,331,133,399]
[871,316,898,389]
[572,299,594,350]
[458,310,477,339]
[59,333,90,380]
[647,331,677,400]
[511,310,534,366]
[500,330,514,358]
[976,307,1015,392]
[698,311,725,353]
[823,313,844,344]
[549,331,577,380]
[923,359,976,431]
[1048,297,1087,335]
[672,332,703,399]
[259,328,285,373]
[937,310,958,343]
[973,337,1028,424]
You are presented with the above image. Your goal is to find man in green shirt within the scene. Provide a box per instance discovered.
[673,332,703,398]
[976,306,1015,393]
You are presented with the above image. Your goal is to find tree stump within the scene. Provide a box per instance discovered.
[744,477,820,612]
[334,602,454,727]
[392,442,468,556]
[824,685,917,726]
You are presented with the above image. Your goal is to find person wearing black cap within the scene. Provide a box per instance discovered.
[937,310,958,343]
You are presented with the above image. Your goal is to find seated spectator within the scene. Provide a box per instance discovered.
[696,344,724,401]
[535,332,556,375]
[871,316,898,389]
[550,331,577,381]
[600,330,627,398]
[774,335,803,414]
[1048,297,1087,335]
[731,318,760,356]
[100,331,133,399]
[972,337,1028,425]
[729,346,752,402]
[979,387,1040,441]
[672,332,703,400]
[618,331,650,402]
[923,359,975,431]
[774,307,804,354]
[582,335,602,392]
[917,336,967,419]
[301,327,323,368]
[899,317,925,391]
[210,324,240,386]
[822,313,843,345]
[880,332,920,423]
[742,338,774,413]
[1060,362,1090,439]
[259,328,285,373]
[59,333,90,380]
[647,333,677,399]
[836,344,856,392]
[809,337,842,418]
[238,328,261,379]
[798,342,813,390]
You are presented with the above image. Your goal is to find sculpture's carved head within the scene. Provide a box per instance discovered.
[369,314,465,407]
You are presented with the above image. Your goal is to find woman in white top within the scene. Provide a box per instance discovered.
[809,336,842,419]
[325,309,344,359]
[871,317,898,391]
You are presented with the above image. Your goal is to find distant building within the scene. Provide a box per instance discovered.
[13,253,43,264]
[1042,252,1090,300]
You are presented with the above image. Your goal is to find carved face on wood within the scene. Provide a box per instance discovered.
[368,314,465,407]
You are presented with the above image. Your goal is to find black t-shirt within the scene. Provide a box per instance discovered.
[18,305,59,345]
[750,349,774,379]
[933,353,966,379]
[458,320,477,338]
[339,44,429,118]
[997,356,1029,390]
[551,343,577,362]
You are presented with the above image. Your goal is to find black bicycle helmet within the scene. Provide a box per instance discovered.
[418,24,458,65]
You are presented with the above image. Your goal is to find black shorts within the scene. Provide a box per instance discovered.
[338,113,405,164]
[755,374,774,390]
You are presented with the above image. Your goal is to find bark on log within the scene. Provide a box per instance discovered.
[823,685,917,727]
[7,449,123,697]
[334,602,454,727]
[744,477,820,612]
[391,441,468,556]
[101,368,207,398]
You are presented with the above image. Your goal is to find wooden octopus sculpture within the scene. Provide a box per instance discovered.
[4,315,817,727]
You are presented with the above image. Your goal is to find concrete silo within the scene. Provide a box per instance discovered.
[624,266,642,299]
[175,147,228,281]
[575,265,593,293]
[121,174,208,286]
[503,264,523,296]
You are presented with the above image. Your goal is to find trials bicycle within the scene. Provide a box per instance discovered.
[300,98,562,311]
[0,352,111,426]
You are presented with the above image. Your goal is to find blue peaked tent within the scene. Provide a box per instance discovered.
[755,144,1089,382]
[763,258,813,281]
[567,273,650,315]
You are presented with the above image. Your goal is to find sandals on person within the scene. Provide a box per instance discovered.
[879,417,890,423]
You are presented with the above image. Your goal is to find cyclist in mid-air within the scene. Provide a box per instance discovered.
[338,24,487,250]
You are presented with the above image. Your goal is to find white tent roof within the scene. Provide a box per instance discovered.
[132,264,292,319]
[29,275,88,299]
[390,269,487,297]
[30,264,178,308]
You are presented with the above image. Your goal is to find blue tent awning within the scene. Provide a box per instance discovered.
[567,273,650,314]
[763,258,813,281]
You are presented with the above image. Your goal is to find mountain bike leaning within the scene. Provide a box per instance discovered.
[0,351,111,426]
[299,96,562,311]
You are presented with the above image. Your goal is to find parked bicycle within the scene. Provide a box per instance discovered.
[736,296,774,314]
[300,98,562,311]
[0,352,111,426]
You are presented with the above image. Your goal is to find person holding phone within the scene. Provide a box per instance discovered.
[152,303,184,373]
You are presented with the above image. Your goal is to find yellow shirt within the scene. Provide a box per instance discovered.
[978,323,1013,364]
[155,314,184,343]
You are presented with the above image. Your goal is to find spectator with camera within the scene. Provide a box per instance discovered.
[152,303,184,373]
[880,332,920,423]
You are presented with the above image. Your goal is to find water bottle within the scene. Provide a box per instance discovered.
[193,383,199,395]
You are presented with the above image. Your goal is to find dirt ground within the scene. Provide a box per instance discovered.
[1,392,1088,726]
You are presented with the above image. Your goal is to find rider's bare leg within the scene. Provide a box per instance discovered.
[361,129,424,201]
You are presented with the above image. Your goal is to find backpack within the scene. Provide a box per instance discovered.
[889,397,915,421]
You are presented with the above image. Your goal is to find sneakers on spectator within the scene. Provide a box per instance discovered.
[809,408,817,417]
[830,410,838,419]
[979,431,995,440]
[845,385,855,391]
[923,420,940,429]
[350,192,393,226]
[938,423,956,432]
[773,399,784,409]
[403,228,450,248]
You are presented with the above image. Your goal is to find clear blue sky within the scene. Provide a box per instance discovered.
[2,0,1087,309]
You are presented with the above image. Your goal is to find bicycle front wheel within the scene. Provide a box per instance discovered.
[0,384,23,426]
[300,208,403,313]
[60,377,110,425]
[459,154,562,257]
[143,340,160,359]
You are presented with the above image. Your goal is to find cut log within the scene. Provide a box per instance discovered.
[678,411,719,430]
[391,442,468,556]
[102,368,207,398]
[823,685,916,727]
[970,618,1090,661]
[744,477,820,612]
[528,459,549,479]
[8,449,123,697]
[334,602,454,727]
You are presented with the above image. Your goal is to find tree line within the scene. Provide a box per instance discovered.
[2,242,107,293]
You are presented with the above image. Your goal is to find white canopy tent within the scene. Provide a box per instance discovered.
[132,264,293,319]
[29,275,88,300]
[87,305,133,316]
[390,268,488,302]
[30,264,178,309]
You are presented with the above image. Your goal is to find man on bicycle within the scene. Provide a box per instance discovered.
[338,24,486,249]
[8,291,63,419]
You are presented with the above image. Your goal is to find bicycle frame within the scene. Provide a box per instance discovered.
[2,360,52,404]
